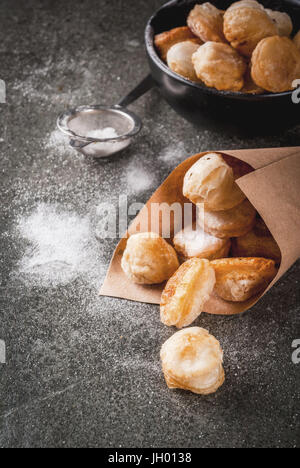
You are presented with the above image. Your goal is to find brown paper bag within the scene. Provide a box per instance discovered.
[100,147,300,315]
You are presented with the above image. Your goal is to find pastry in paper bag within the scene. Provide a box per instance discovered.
[100,147,300,315]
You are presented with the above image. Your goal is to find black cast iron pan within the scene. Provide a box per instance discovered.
[144,0,300,135]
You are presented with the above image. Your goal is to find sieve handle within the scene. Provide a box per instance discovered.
[118,74,154,108]
[70,139,90,149]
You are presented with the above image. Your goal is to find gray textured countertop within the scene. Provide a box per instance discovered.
[0,0,299,448]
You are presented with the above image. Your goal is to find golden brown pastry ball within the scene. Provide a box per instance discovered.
[223,0,277,57]
[173,223,231,261]
[265,9,293,37]
[167,41,201,81]
[241,67,265,94]
[211,257,277,302]
[251,36,300,93]
[160,327,225,395]
[154,26,202,62]
[160,258,216,328]
[294,31,300,51]
[121,232,179,285]
[192,42,247,91]
[183,153,246,211]
[197,199,257,239]
[232,218,282,264]
[187,2,226,43]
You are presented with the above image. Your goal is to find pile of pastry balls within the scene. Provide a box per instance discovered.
[155,0,300,93]
[121,153,280,395]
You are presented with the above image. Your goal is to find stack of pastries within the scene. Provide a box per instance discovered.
[154,0,300,93]
[121,152,280,395]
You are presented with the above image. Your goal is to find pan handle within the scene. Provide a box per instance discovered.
[118,74,154,108]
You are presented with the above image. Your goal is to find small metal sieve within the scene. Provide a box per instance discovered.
[57,75,153,158]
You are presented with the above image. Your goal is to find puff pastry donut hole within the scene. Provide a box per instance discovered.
[241,67,265,94]
[192,42,247,91]
[160,258,216,328]
[154,26,201,62]
[211,257,277,302]
[197,199,257,239]
[167,41,201,81]
[265,9,293,37]
[251,36,300,93]
[294,31,300,51]
[160,327,225,395]
[232,219,282,264]
[183,153,246,211]
[121,232,179,285]
[223,0,277,57]
[187,3,226,43]
[173,223,231,261]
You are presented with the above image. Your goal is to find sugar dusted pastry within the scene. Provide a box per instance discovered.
[223,0,277,57]
[192,42,246,91]
[211,257,277,302]
[187,3,226,43]
[155,26,201,62]
[160,258,216,328]
[251,36,300,93]
[167,41,201,81]
[183,153,246,211]
[160,327,225,395]
[121,232,179,285]
[232,219,281,264]
[265,9,293,37]
[197,199,257,239]
[173,223,231,261]
[294,31,300,51]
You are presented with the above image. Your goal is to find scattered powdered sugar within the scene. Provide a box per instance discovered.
[125,163,155,194]
[16,204,104,287]
[158,141,186,165]
[126,39,140,48]
[45,129,73,156]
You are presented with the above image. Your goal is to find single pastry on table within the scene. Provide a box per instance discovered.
[187,2,226,43]
[232,218,281,264]
[211,257,277,302]
[154,26,202,62]
[293,31,300,51]
[223,0,277,57]
[192,42,247,91]
[121,232,179,285]
[160,327,225,395]
[197,199,257,239]
[251,36,300,93]
[173,223,231,261]
[160,258,216,328]
[167,41,202,81]
[183,153,246,211]
[265,9,293,37]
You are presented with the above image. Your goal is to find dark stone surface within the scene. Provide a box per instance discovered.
[0,0,299,448]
